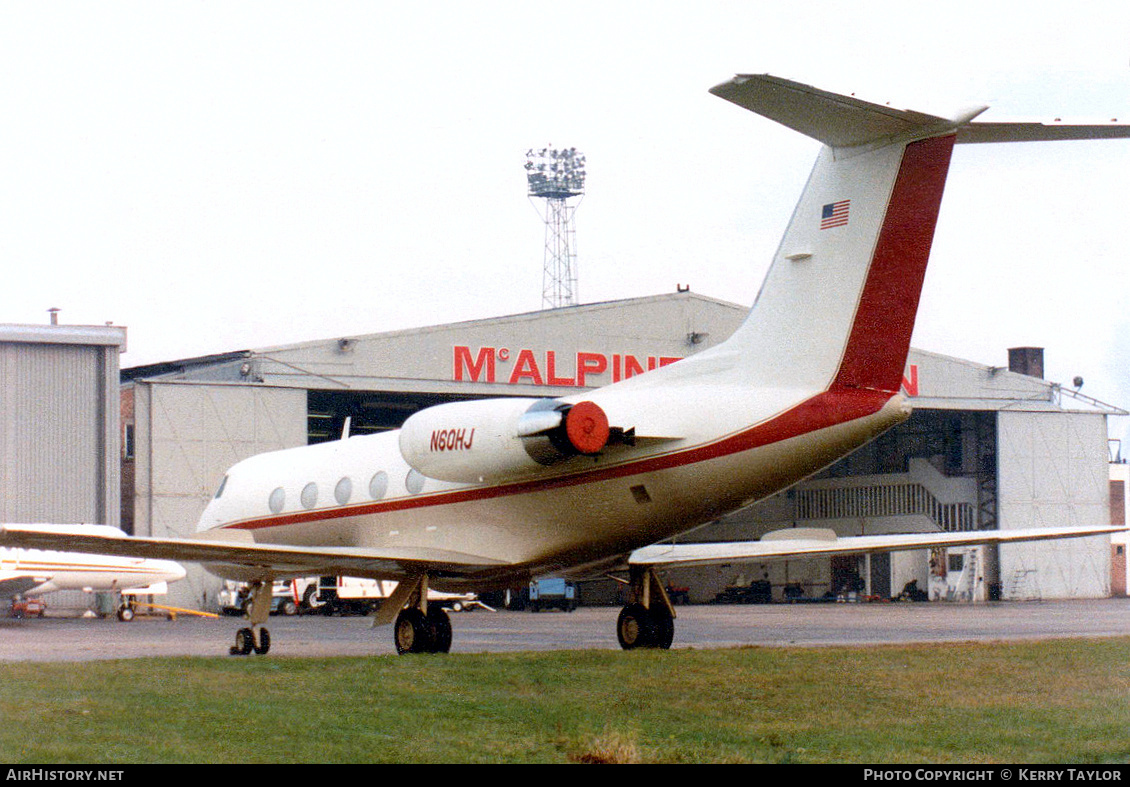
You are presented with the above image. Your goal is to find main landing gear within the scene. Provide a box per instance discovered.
[377,574,453,655]
[229,580,272,656]
[616,566,675,650]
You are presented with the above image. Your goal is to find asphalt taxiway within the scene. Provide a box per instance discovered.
[3,598,1130,662]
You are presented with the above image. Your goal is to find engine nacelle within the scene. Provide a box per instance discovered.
[398,397,611,483]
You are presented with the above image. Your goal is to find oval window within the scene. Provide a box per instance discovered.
[334,477,353,506]
[268,487,285,514]
[406,469,425,495]
[369,471,389,500]
[301,482,318,510]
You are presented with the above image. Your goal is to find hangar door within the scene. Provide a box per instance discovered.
[0,341,117,525]
[996,410,1110,599]
[130,381,307,608]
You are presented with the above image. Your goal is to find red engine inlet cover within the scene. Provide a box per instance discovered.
[564,401,610,455]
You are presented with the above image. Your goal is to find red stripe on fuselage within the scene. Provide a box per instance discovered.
[834,134,955,394]
[218,137,957,535]
[222,386,895,532]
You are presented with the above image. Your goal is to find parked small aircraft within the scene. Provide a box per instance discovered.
[0,524,186,618]
[2,75,1128,655]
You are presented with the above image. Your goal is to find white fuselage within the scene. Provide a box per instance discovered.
[194,95,953,591]
[0,545,186,595]
[198,363,911,590]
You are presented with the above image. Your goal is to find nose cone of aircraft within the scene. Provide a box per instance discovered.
[159,560,188,583]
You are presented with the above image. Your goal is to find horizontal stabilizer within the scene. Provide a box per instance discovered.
[709,74,975,148]
[958,120,1130,144]
[711,74,1130,149]
[629,525,1126,568]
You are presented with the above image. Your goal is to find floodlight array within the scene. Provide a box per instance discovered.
[525,146,586,199]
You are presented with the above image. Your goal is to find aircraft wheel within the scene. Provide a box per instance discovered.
[394,608,432,654]
[117,604,135,622]
[650,607,674,650]
[253,627,271,655]
[616,603,655,650]
[231,627,255,656]
[427,605,452,654]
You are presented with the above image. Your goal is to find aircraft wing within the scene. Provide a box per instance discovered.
[629,525,1127,568]
[0,572,49,598]
[0,525,509,581]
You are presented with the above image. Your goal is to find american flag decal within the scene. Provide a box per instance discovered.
[820,199,850,230]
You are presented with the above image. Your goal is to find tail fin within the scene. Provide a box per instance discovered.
[709,74,1130,395]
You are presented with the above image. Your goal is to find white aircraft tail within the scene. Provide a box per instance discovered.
[703,75,1130,396]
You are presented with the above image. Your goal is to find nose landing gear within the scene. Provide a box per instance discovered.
[229,580,272,656]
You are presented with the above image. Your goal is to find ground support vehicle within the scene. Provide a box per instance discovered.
[527,578,577,612]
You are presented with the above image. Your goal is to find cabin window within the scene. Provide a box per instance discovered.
[268,487,286,514]
[369,471,389,500]
[301,482,319,509]
[334,477,353,506]
[214,475,229,499]
[406,469,425,495]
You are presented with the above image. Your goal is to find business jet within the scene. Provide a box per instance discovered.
[1,524,187,618]
[3,75,1129,655]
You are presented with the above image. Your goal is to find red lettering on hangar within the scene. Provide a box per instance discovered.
[901,365,918,397]
[454,346,921,395]
[453,346,682,387]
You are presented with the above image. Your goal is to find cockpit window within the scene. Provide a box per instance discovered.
[214,476,229,499]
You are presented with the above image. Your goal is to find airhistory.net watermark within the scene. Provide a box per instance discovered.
[5,771,124,782]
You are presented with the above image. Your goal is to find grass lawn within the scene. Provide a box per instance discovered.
[2,637,1129,763]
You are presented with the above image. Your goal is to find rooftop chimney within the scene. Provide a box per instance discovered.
[1008,347,1044,379]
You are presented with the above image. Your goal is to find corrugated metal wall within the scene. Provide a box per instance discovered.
[997,410,1111,599]
[0,328,124,614]
[131,381,307,609]
[0,340,118,525]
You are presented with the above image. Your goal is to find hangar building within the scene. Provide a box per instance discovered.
[119,292,1124,611]
[0,321,128,612]
[1,322,127,527]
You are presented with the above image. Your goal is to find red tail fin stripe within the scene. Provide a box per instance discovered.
[834,134,956,393]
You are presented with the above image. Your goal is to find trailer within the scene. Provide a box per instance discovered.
[300,576,394,616]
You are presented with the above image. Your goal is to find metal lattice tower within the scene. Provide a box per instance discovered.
[526,146,585,309]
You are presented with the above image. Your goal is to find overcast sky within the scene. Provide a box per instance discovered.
[2,2,1129,435]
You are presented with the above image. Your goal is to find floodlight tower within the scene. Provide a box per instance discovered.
[526,146,585,309]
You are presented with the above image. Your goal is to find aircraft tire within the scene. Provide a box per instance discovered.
[616,603,656,650]
[117,605,135,622]
[650,607,674,650]
[394,608,433,655]
[426,605,453,653]
[232,627,255,656]
[254,627,271,655]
